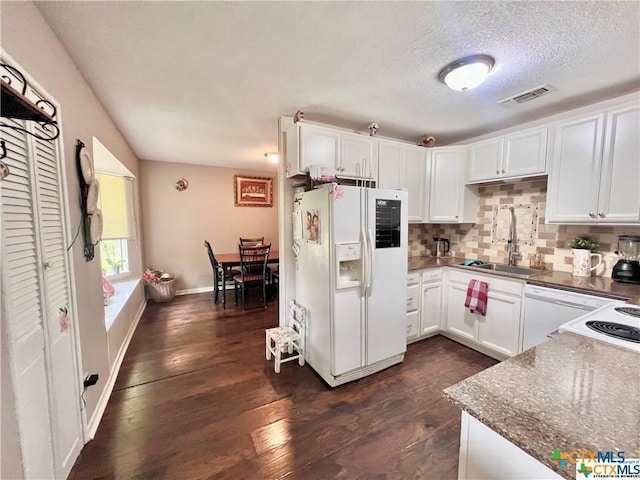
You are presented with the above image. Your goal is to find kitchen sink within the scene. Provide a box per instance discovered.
[471,263,545,277]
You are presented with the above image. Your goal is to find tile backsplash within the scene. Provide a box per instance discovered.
[409,179,640,276]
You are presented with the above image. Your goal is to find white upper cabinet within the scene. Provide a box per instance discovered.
[468,138,503,182]
[546,102,639,224]
[286,124,379,182]
[298,124,340,172]
[403,146,426,222]
[427,146,477,223]
[598,104,640,223]
[340,132,377,179]
[468,126,547,183]
[378,139,427,222]
[377,141,403,189]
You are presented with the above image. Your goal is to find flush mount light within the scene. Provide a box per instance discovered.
[264,152,279,164]
[438,54,495,92]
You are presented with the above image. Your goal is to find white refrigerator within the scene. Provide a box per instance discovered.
[297,184,408,387]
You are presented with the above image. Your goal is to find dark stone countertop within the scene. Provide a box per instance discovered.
[443,332,640,480]
[408,255,640,303]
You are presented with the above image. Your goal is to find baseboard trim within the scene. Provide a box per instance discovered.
[86,299,147,439]
[176,286,213,296]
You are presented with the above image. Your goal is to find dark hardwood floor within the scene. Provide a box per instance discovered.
[70,292,497,479]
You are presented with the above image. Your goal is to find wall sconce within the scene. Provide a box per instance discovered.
[438,54,495,92]
[265,152,279,164]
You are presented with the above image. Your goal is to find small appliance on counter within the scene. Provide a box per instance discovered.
[612,234,640,284]
[433,237,450,257]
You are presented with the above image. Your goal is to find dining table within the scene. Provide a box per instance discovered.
[216,250,279,308]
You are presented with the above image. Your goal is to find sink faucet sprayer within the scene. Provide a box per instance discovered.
[507,206,520,266]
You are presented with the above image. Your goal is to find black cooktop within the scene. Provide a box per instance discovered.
[614,306,640,318]
[586,321,640,343]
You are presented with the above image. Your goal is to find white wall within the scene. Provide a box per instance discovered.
[139,160,279,291]
[1,0,144,457]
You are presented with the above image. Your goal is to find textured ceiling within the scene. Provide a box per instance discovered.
[35,1,640,172]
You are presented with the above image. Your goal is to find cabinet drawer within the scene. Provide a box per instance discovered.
[422,269,443,282]
[407,272,421,285]
[407,285,420,312]
[406,311,419,339]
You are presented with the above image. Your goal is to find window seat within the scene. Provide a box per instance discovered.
[104,278,142,330]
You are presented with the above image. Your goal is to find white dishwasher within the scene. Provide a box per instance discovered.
[522,285,623,351]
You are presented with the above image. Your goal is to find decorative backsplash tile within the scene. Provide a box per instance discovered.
[409,179,640,277]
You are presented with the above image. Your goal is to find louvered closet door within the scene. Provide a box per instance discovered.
[1,117,83,479]
[32,123,83,478]
[1,117,55,478]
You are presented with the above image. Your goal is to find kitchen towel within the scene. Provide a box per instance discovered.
[464,279,489,316]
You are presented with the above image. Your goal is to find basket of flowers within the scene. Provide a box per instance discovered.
[143,268,176,303]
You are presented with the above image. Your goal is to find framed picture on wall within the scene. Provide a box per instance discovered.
[234,175,273,207]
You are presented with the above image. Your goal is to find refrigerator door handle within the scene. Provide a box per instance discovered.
[360,228,368,297]
[366,229,374,296]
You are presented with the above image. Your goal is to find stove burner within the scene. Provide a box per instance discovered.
[614,307,640,318]
[586,321,640,343]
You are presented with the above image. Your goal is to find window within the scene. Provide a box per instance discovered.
[92,137,137,280]
[97,173,135,277]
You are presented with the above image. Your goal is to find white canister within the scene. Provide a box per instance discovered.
[571,249,602,277]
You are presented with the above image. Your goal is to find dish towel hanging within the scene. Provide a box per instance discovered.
[464,279,489,316]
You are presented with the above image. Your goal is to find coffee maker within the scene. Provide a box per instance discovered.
[612,235,640,284]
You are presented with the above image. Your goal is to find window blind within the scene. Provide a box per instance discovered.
[96,173,136,240]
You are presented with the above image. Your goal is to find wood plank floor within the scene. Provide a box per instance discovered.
[70,293,497,479]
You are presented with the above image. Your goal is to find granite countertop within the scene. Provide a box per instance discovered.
[407,256,467,271]
[443,333,640,479]
[408,256,640,303]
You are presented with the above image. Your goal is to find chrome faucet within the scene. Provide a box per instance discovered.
[507,206,520,266]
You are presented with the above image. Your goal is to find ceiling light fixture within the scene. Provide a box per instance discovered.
[264,152,279,164]
[438,54,495,92]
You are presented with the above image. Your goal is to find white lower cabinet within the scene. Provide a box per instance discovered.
[420,269,443,337]
[406,272,421,341]
[445,270,524,360]
[476,290,523,357]
[445,281,477,342]
[458,412,562,480]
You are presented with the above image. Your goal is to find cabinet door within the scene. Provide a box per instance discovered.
[476,291,522,357]
[468,138,503,182]
[503,126,547,178]
[546,114,604,223]
[299,124,340,172]
[598,104,640,223]
[421,282,442,336]
[428,147,464,222]
[403,146,426,222]
[445,281,477,341]
[340,133,377,180]
[378,140,403,189]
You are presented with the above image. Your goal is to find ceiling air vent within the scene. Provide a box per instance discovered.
[498,85,556,107]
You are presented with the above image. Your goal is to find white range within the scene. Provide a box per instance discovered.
[559,303,640,352]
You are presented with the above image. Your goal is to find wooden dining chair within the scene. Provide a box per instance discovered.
[234,243,271,310]
[204,241,240,305]
[239,236,264,246]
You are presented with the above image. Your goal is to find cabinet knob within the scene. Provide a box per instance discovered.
[598,212,606,218]
[44,261,52,270]
[455,215,459,219]
[588,212,596,218]
[496,170,500,174]
[501,169,506,174]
